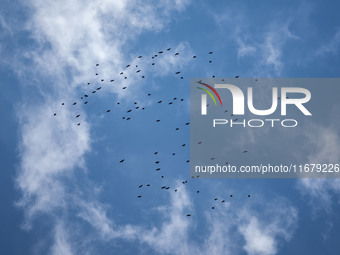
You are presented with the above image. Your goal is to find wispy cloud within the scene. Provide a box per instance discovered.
[211,7,300,76]
[297,124,340,217]
[137,188,297,255]
[14,0,192,253]
[316,28,340,56]
[50,222,74,255]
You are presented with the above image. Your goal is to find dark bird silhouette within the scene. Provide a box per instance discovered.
[73,102,77,105]
[92,91,96,93]
[175,53,179,56]
[158,101,162,103]
[212,207,215,209]
[62,103,64,105]
[214,198,218,201]
[84,94,88,97]
[138,56,142,58]
[106,110,110,113]
[230,195,233,197]
[120,72,124,75]
[136,70,141,73]
[76,115,80,118]
[185,122,190,125]
[110,80,114,82]
[156,168,160,171]
[158,51,163,54]
[84,101,88,104]
[182,144,186,147]
[222,200,225,203]
[53,113,56,116]
[77,123,80,126]
[154,152,158,155]
[193,56,196,58]
[175,128,179,130]
[186,214,191,217]
[147,184,150,187]
[137,195,142,198]
[248,195,251,197]
[209,51,213,54]
[243,150,248,153]
[120,159,125,163]
[122,87,127,89]
[155,161,160,164]
[96,64,99,66]
[167,48,171,51]
[152,63,155,65]
[175,71,181,74]
[126,64,130,68]
[235,75,239,78]
[139,185,143,188]
[97,87,101,90]
[156,120,160,122]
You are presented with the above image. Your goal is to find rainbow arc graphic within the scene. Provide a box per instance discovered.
[196,81,223,106]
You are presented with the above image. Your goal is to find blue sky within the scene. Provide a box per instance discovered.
[1,0,340,254]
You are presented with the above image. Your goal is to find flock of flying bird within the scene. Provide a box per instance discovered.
[53,47,251,217]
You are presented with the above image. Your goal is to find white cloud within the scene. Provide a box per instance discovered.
[140,184,194,255]
[16,101,90,229]
[137,189,297,255]
[297,124,340,216]
[50,222,74,255]
[14,0,192,253]
[239,217,276,255]
[12,1,301,254]
[238,200,297,255]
